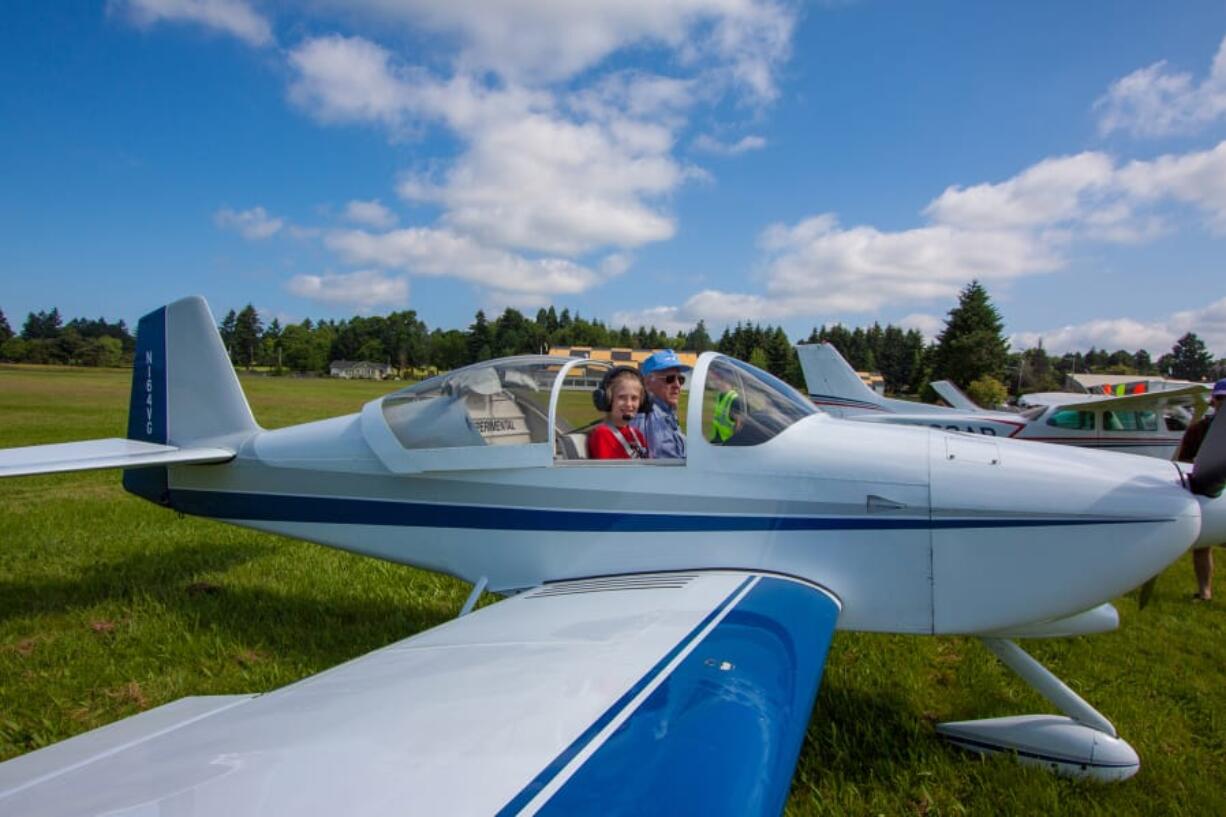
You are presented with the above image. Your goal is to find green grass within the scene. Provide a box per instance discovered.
[1,364,1224,814]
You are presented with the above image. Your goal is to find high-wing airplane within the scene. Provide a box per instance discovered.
[798,342,1208,459]
[2,297,1226,815]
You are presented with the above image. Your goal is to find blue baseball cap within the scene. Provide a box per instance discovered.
[1213,378,1226,397]
[640,349,692,376]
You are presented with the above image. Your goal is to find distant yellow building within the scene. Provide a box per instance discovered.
[547,346,700,371]
[857,371,885,395]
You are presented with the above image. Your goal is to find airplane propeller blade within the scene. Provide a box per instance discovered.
[1189,412,1226,498]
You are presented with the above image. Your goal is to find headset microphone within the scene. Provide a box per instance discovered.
[592,366,653,414]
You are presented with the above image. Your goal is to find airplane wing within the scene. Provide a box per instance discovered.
[930,380,979,410]
[1055,384,1208,413]
[0,438,233,478]
[0,571,840,817]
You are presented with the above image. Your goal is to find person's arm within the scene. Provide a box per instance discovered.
[1177,419,1207,463]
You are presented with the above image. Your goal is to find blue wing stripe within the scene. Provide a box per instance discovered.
[495,576,756,816]
[505,577,841,817]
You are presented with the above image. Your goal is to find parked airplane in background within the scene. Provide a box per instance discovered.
[798,342,1208,459]
[2,298,1225,815]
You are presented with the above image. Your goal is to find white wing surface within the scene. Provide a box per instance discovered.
[0,571,841,817]
[0,438,233,477]
[1055,384,1207,413]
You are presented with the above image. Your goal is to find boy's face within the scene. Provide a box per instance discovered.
[610,379,642,425]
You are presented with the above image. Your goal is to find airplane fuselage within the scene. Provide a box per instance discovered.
[151,405,1202,637]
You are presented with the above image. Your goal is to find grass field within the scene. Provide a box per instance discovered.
[1,364,1224,815]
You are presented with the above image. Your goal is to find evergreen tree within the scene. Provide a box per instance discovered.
[219,309,238,360]
[1169,332,1214,381]
[466,310,493,363]
[233,304,263,368]
[22,308,62,339]
[685,319,713,353]
[932,281,1009,388]
[0,309,11,343]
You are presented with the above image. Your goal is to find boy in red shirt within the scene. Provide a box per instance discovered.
[588,368,650,459]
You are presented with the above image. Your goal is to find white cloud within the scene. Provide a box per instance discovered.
[899,313,943,343]
[215,206,283,239]
[343,199,397,229]
[289,37,689,256]
[610,304,693,334]
[631,141,1226,325]
[1012,298,1226,357]
[304,0,795,98]
[286,269,409,312]
[110,0,273,46]
[325,227,604,299]
[1095,36,1226,138]
[692,134,767,155]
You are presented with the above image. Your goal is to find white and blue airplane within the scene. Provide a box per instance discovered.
[2,297,1225,816]
[798,342,1208,459]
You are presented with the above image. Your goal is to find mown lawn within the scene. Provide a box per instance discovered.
[1,364,1223,815]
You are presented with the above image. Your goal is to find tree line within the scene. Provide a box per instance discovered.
[2,283,1222,399]
[810,281,1224,406]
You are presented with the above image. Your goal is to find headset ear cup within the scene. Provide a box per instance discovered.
[591,386,609,413]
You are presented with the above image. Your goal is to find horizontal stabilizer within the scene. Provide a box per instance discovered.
[931,380,980,410]
[0,438,233,478]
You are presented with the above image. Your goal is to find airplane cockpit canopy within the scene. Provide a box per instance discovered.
[700,355,817,447]
[381,357,565,450]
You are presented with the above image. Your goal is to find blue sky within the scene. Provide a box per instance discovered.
[3,1,1226,356]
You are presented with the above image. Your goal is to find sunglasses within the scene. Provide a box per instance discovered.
[656,373,685,385]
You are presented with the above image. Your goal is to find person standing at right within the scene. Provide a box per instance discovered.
[1178,378,1226,600]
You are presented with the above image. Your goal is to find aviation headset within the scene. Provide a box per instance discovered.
[592,366,653,414]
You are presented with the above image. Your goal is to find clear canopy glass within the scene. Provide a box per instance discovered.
[381,356,566,450]
[701,355,817,446]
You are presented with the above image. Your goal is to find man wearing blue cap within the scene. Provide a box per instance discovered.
[1177,377,1226,600]
[633,349,691,459]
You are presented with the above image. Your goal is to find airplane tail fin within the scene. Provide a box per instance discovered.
[931,380,981,411]
[795,342,888,414]
[127,296,260,448]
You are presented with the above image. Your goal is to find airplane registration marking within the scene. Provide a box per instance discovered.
[145,350,154,436]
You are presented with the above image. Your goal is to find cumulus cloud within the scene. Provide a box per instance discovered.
[285,269,409,312]
[899,313,943,343]
[343,199,397,229]
[692,134,767,155]
[1095,35,1226,138]
[1012,296,1226,357]
[215,206,283,239]
[110,0,273,46]
[304,0,795,98]
[325,227,604,299]
[633,140,1226,325]
[289,37,688,256]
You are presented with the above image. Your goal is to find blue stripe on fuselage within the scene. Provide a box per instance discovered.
[168,488,1168,533]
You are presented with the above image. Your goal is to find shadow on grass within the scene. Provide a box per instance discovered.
[798,683,938,783]
[0,538,459,662]
[0,539,265,624]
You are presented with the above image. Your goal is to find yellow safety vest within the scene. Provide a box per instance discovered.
[712,389,738,442]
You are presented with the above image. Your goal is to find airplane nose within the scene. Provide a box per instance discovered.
[930,434,1201,633]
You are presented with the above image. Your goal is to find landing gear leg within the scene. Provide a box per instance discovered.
[935,637,1139,780]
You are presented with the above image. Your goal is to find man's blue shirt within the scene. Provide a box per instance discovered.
[632,401,686,459]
